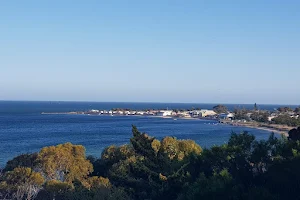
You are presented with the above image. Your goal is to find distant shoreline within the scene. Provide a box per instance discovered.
[41,112,217,121]
[41,112,289,135]
[219,120,292,136]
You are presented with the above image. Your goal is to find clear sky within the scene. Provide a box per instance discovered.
[1,1,299,104]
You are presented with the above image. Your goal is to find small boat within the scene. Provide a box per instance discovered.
[173,118,177,121]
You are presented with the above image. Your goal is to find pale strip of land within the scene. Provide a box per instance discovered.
[220,120,294,136]
[41,111,294,136]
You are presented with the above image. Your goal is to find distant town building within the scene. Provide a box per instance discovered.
[200,110,217,117]
[190,110,216,117]
[268,116,276,121]
[124,111,130,115]
[219,113,235,120]
[129,111,136,115]
[246,113,252,118]
[190,110,202,117]
[157,110,172,116]
[171,111,178,116]
[145,111,155,115]
[90,109,99,113]
[117,111,124,115]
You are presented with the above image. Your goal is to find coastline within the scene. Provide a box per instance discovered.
[41,112,291,136]
[235,124,287,136]
[220,120,293,136]
[42,111,220,121]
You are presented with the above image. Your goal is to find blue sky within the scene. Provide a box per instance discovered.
[0,1,299,104]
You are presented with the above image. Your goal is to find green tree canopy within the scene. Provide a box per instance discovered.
[277,107,293,112]
[0,167,44,200]
[37,143,93,183]
[4,153,38,172]
[4,126,300,200]
[213,105,228,114]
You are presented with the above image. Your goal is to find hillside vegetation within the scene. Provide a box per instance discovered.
[1,126,300,200]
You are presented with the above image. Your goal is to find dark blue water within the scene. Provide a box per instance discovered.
[0,101,290,167]
[0,101,298,114]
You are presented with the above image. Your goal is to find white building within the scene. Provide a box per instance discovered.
[202,110,217,117]
[90,109,99,113]
[191,110,217,117]
[124,111,130,115]
[219,113,234,120]
[190,110,202,117]
[117,111,124,115]
[268,116,276,121]
[157,110,172,116]
[129,111,136,115]
[146,111,155,115]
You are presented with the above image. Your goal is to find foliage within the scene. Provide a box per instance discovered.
[85,176,111,189]
[37,142,93,183]
[4,153,38,172]
[213,105,228,114]
[250,111,269,123]
[288,127,300,141]
[44,180,73,194]
[102,125,203,199]
[233,108,270,122]
[178,170,236,200]
[272,114,300,126]
[233,108,250,120]
[0,167,44,200]
[277,107,293,113]
[4,126,300,200]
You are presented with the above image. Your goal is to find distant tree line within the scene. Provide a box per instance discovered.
[213,105,228,114]
[231,104,300,125]
[276,106,300,114]
[277,107,293,113]
[232,107,270,123]
[271,114,300,126]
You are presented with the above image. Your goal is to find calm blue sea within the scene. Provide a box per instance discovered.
[0,101,295,167]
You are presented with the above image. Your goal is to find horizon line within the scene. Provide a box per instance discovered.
[0,99,299,106]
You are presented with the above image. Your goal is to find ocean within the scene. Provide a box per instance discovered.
[0,101,294,167]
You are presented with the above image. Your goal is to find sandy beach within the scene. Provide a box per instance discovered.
[220,120,295,136]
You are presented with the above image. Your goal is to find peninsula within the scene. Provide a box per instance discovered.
[42,104,300,136]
